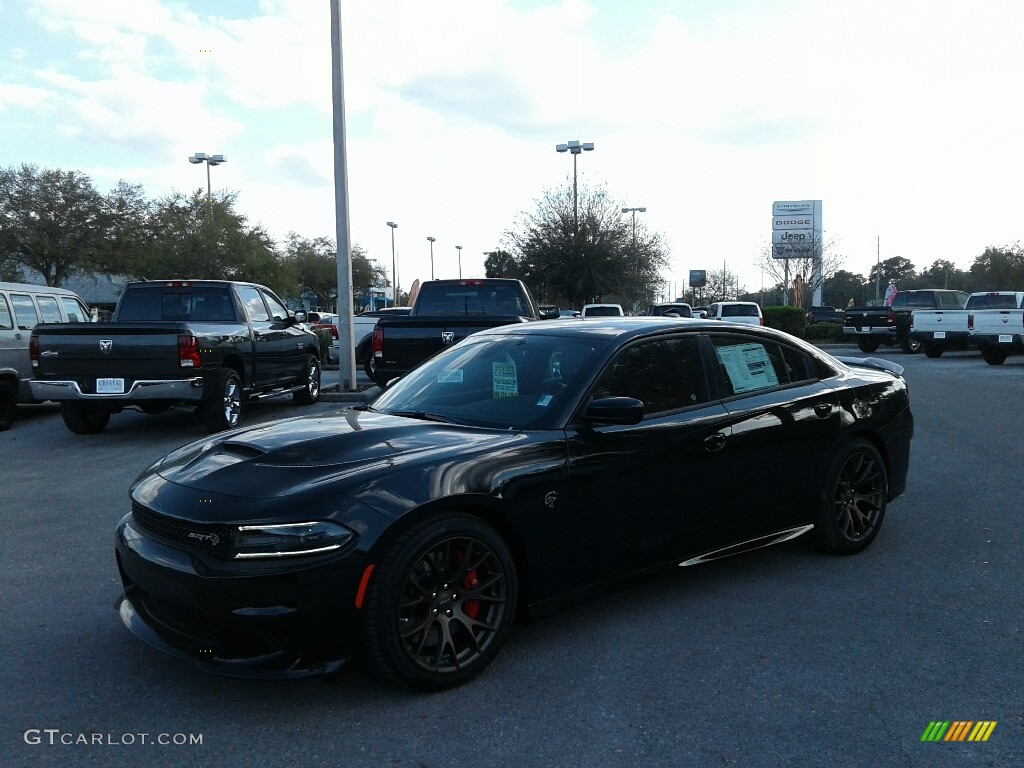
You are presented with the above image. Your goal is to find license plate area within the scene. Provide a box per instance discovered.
[998,334,1013,343]
[933,331,946,339]
[96,377,125,394]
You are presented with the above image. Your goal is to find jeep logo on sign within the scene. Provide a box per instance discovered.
[441,331,455,345]
[99,339,113,354]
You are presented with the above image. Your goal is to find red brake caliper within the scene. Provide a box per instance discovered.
[453,547,481,619]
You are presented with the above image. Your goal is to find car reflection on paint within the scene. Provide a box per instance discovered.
[115,318,913,690]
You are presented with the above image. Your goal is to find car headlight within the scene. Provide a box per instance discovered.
[232,521,355,559]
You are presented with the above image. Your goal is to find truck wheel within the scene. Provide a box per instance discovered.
[203,369,243,432]
[856,338,879,353]
[0,382,16,431]
[900,336,922,354]
[61,402,110,434]
[981,347,1007,366]
[293,355,321,405]
[363,351,377,380]
[921,342,944,358]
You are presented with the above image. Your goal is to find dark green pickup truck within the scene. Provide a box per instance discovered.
[370,278,558,387]
[30,280,322,434]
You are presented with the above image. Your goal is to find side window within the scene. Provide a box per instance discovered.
[236,286,270,322]
[261,291,290,322]
[593,336,708,416]
[60,297,89,322]
[37,296,62,323]
[0,295,12,330]
[710,336,792,396]
[779,344,816,383]
[11,294,39,329]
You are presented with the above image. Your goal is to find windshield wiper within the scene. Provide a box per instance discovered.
[386,410,466,425]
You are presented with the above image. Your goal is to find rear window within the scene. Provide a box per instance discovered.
[966,294,1021,310]
[415,285,530,316]
[721,304,760,317]
[116,286,236,321]
[584,306,623,317]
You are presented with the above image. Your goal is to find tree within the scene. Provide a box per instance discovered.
[282,234,387,310]
[969,244,1024,290]
[0,164,108,286]
[96,181,154,278]
[915,259,968,290]
[503,183,669,309]
[483,250,520,280]
[821,269,868,308]
[867,255,916,289]
[755,233,846,308]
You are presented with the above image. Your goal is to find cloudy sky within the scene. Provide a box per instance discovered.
[2,0,1022,300]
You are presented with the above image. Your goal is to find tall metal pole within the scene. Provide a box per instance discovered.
[427,237,436,280]
[874,235,881,304]
[387,222,397,306]
[456,245,462,279]
[330,0,356,390]
[205,163,212,210]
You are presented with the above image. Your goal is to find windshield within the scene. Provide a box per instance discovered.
[373,333,608,429]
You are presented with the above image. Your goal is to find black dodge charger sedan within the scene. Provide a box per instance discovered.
[116,318,913,690]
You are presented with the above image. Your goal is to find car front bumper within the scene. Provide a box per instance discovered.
[114,514,364,678]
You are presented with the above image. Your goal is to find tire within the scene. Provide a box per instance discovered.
[921,342,944,358]
[0,381,16,431]
[362,513,518,691]
[363,350,377,380]
[981,347,1007,365]
[61,402,110,434]
[292,355,321,405]
[203,369,243,432]
[900,336,922,354]
[813,439,887,555]
[856,338,880,353]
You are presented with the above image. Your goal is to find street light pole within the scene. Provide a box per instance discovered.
[387,221,398,306]
[456,245,462,279]
[427,236,436,280]
[555,140,594,243]
[188,152,226,213]
[621,206,646,306]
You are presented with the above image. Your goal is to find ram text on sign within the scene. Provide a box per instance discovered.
[772,244,812,259]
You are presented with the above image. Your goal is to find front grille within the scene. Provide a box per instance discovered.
[132,502,231,560]
[143,594,220,643]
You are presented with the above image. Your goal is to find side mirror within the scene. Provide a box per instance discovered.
[293,310,307,323]
[538,305,560,320]
[584,396,644,425]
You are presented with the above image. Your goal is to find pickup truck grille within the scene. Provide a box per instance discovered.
[132,502,230,559]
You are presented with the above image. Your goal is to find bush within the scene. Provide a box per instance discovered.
[763,306,806,337]
[803,322,846,342]
[315,329,333,360]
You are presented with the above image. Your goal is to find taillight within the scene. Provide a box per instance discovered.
[178,335,201,368]
[967,313,974,330]
[759,317,764,325]
[372,328,383,359]
[29,335,39,368]
[886,308,895,324]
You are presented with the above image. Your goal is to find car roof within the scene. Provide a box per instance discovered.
[476,316,786,342]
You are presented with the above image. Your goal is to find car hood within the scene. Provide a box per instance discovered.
[150,410,519,500]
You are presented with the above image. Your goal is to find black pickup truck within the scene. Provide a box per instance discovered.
[30,280,322,434]
[842,289,969,353]
[370,278,558,387]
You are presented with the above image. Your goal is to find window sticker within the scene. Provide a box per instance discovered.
[492,362,519,398]
[437,368,464,383]
[536,394,554,407]
[716,343,779,393]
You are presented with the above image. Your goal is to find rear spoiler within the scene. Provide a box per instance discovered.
[834,356,905,377]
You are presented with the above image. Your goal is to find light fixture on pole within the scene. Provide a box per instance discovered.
[386,221,398,306]
[621,206,646,247]
[188,152,226,212]
[427,236,436,280]
[555,140,594,242]
[455,245,462,279]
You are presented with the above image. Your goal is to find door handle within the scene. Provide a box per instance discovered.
[704,433,726,452]
[813,403,833,418]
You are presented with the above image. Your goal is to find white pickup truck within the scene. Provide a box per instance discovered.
[968,291,1024,365]
[909,292,1018,358]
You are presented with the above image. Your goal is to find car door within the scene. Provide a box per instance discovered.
[260,288,308,382]
[563,333,735,578]
[234,285,289,386]
[704,332,841,541]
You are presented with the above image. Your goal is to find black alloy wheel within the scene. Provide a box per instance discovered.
[981,347,1007,366]
[203,369,243,432]
[293,355,321,404]
[61,401,110,434]
[0,381,16,431]
[900,336,922,354]
[363,514,517,690]
[813,439,888,555]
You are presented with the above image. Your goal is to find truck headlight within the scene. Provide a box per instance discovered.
[232,521,354,559]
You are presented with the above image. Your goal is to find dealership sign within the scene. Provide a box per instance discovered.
[689,269,707,288]
[771,200,821,259]
[772,200,815,216]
